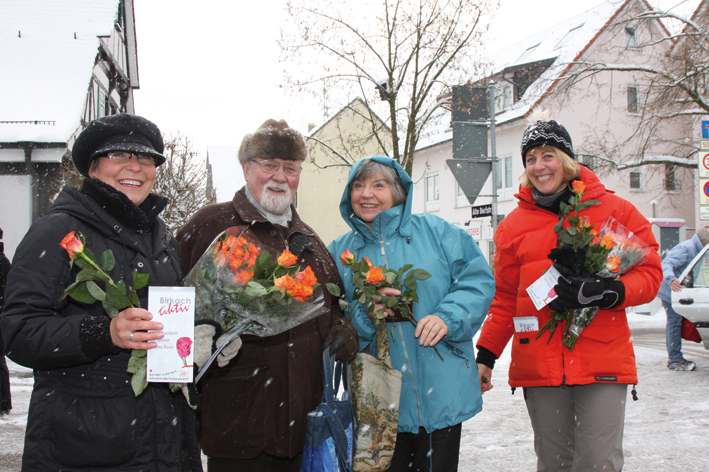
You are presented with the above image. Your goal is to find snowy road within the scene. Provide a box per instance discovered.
[1,311,707,471]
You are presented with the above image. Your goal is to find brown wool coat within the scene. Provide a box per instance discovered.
[177,187,356,460]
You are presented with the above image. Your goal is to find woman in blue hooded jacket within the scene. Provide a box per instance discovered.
[328,156,495,472]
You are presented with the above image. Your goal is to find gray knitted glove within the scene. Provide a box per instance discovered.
[193,323,218,371]
[215,332,242,367]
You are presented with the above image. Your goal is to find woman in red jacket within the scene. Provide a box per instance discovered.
[475,114,661,471]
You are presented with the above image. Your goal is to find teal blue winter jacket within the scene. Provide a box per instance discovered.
[327,156,495,434]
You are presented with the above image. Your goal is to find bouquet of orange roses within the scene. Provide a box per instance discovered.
[327,249,443,359]
[184,227,326,380]
[538,181,651,349]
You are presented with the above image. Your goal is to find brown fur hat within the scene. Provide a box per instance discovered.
[238,119,307,162]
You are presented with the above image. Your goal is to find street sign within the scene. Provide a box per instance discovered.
[701,140,709,150]
[701,206,709,221]
[703,121,709,139]
[700,153,709,178]
[471,203,493,218]
[701,179,709,205]
[446,159,492,206]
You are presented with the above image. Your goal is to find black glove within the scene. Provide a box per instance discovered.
[324,319,359,362]
[548,246,587,277]
[548,276,625,311]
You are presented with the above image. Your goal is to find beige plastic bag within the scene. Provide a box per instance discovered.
[348,319,403,471]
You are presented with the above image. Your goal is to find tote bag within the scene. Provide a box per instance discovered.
[348,319,403,471]
[301,349,354,472]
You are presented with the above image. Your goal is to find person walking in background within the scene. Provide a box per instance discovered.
[0,228,11,416]
[328,156,495,472]
[476,112,662,472]
[1,114,202,471]
[657,228,709,371]
[177,119,358,472]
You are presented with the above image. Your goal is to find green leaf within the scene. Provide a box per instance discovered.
[398,264,413,276]
[559,232,573,245]
[384,271,397,285]
[67,283,97,304]
[132,270,150,290]
[106,282,131,309]
[326,283,341,297]
[410,269,431,280]
[404,276,417,291]
[74,257,92,270]
[339,299,350,311]
[83,247,96,262]
[559,201,569,214]
[131,365,148,396]
[391,325,396,340]
[553,220,564,234]
[169,383,182,393]
[566,226,578,236]
[129,290,140,307]
[244,281,268,298]
[86,281,106,301]
[102,300,119,318]
[358,293,367,304]
[385,296,398,308]
[76,268,95,281]
[100,250,115,272]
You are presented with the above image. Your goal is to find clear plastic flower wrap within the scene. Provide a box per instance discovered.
[183,226,327,379]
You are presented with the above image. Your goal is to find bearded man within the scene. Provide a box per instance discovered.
[177,119,358,472]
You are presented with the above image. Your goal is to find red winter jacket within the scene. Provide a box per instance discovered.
[477,166,662,388]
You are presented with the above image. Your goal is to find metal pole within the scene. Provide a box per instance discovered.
[489,83,498,231]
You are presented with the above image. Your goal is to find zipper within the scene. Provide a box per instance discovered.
[378,217,388,268]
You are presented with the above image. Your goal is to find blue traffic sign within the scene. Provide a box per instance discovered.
[703,121,709,138]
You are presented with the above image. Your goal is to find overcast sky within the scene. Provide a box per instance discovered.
[132,0,699,154]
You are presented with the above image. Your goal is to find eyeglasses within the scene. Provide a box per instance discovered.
[105,151,156,166]
[248,158,302,176]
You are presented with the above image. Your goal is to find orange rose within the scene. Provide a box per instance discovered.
[277,250,298,268]
[339,249,355,266]
[287,280,314,302]
[600,235,617,250]
[365,266,385,284]
[605,253,621,273]
[295,266,318,287]
[571,181,585,194]
[60,231,84,258]
[364,257,373,267]
[274,274,296,293]
[576,216,591,231]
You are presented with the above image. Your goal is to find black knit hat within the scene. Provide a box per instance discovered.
[72,114,166,176]
[520,119,574,165]
[238,119,307,163]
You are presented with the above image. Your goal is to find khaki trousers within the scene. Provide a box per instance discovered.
[524,383,627,472]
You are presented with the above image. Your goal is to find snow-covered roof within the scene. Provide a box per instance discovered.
[489,1,621,123]
[207,146,246,203]
[417,1,628,150]
[0,0,120,143]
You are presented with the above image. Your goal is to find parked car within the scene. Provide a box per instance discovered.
[672,244,709,350]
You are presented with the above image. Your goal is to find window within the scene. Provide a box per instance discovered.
[495,156,513,189]
[580,154,594,170]
[495,82,513,112]
[630,171,642,189]
[455,182,469,207]
[627,86,638,113]
[425,174,440,212]
[516,43,540,64]
[554,24,584,50]
[665,164,677,191]
[625,27,636,47]
[97,87,108,118]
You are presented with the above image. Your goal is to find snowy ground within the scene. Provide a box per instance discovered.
[1,310,708,471]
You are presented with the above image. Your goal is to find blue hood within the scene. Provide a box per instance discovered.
[339,156,414,238]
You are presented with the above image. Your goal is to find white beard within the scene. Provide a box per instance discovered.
[260,183,293,214]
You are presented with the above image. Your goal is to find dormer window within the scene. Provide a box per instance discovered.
[554,24,584,51]
[625,27,636,47]
[516,43,540,64]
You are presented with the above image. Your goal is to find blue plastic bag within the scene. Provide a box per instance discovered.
[301,350,353,472]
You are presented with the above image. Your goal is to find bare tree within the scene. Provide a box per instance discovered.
[280,0,494,175]
[153,133,214,233]
[552,1,707,178]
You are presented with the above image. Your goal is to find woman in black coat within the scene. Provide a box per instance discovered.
[1,114,202,472]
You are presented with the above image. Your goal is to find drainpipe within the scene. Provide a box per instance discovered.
[23,144,39,221]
